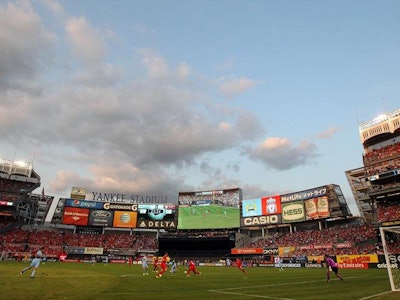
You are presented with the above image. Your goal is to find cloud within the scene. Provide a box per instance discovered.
[138,48,169,79]
[0,2,278,201]
[41,0,65,17]
[215,56,235,71]
[316,127,338,139]
[65,16,107,66]
[219,76,257,97]
[0,2,55,93]
[248,137,320,170]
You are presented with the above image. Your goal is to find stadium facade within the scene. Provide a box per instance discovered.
[346,109,400,225]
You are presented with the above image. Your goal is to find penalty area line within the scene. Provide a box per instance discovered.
[208,289,294,300]
[208,276,366,299]
[357,290,395,300]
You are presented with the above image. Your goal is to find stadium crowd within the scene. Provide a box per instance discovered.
[0,226,158,259]
[246,224,384,256]
[376,201,400,223]
[1,221,399,261]
[363,141,400,165]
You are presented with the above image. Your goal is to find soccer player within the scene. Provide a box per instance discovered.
[325,254,345,282]
[277,256,284,271]
[141,255,149,275]
[20,247,44,278]
[185,259,201,276]
[235,258,246,274]
[152,255,159,273]
[156,252,170,278]
[226,258,231,267]
[128,256,133,267]
[169,259,177,273]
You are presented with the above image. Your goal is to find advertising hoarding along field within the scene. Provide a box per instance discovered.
[177,188,241,230]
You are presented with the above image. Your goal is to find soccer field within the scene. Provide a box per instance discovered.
[1,261,398,300]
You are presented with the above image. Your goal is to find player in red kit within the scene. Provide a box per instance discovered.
[156,252,170,278]
[152,256,159,273]
[185,259,201,276]
[235,258,246,274]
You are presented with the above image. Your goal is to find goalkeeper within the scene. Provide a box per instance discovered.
[325,254,345,282]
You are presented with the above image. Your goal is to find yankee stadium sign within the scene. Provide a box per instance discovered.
[90,192,169,204]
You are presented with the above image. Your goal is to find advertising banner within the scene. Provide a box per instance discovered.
[137,203,177,229]
[281,201,305,223]
[62,207,89,226]
[231,248,264,255]
[337,254,378,264]
[262,195,282,215]
[304,196,330,220]
[84,247,104,255]
[88,210,114,227]
[113,211,137,228]
[65,199,104,210]
[240,214,282,227]
[279,246,296,256]
[137,219,177,229]
[242,198,262,217]
[138,204,176,221]
[281,186,327,203]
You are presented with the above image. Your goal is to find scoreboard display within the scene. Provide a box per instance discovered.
[177,188,242,230]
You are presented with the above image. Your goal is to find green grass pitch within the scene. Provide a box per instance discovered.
[178,204,240,229]
[1,261,399,300]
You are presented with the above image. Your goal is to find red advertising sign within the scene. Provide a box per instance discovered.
[231,248,264,255]
[261,195,282,215]
[62,207,89,226]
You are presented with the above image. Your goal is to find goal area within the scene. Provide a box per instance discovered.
[379,226,400,291]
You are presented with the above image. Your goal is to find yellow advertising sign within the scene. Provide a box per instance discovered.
[337,254,378,264]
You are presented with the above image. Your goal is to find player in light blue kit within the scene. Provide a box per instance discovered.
[277,256,284,271]
[141,255,149,275]
[20,247,44,278]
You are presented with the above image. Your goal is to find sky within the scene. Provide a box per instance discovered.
[1,0,400,216]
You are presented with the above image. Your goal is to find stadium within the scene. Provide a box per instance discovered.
[1,109,400,299]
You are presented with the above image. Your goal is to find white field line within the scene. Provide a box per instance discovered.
[357,290,395,300]
[208,276,367,300]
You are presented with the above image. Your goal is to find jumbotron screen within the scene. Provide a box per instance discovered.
[177,188,242,230]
